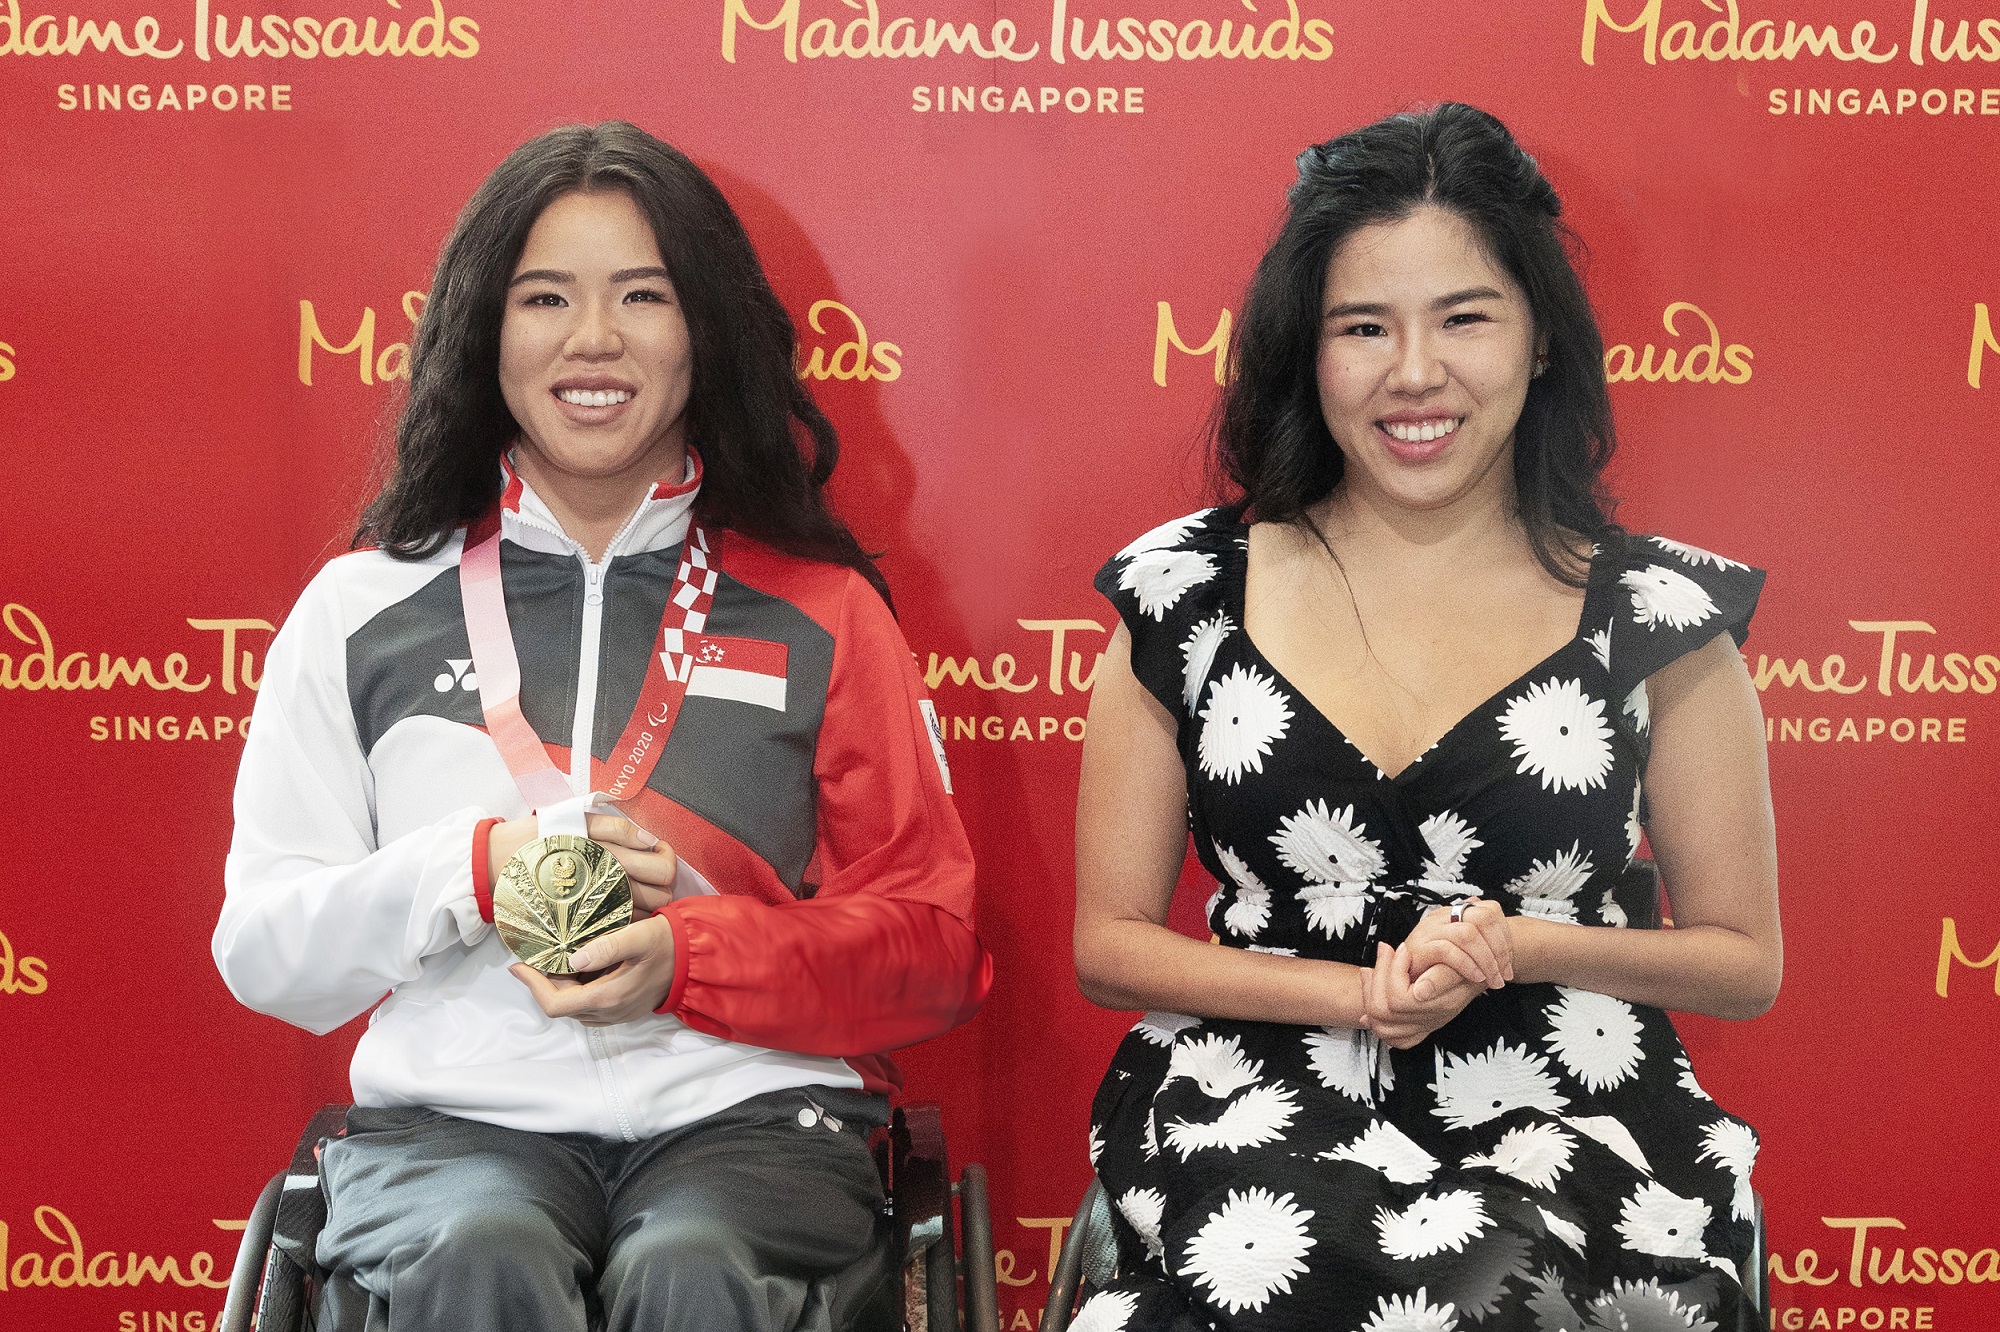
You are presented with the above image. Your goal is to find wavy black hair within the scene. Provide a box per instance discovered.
[1216,102,1621,584]
[355,121,888,603]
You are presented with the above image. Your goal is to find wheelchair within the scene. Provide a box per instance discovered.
[1039,1180,1770,1329]
[219,1102,1002,1332]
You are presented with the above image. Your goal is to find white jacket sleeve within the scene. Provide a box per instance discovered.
[213,561,492,1034]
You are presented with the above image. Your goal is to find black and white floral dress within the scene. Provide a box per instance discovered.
[1077,509,1768,1332]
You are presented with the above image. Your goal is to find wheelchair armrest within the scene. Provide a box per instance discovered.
[218,1172,285,1332]
[891,1103,949,1259]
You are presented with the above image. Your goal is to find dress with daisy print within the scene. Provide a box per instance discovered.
[1078,510,1767,1332]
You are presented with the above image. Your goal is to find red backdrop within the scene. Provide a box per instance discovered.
[5,2,1999,1328]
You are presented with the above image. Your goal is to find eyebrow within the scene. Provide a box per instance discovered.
[1323,287,1507,319]
[508,266,673,288]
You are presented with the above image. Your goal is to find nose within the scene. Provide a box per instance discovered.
[564,296,622,360]
[1387,328,1447,396]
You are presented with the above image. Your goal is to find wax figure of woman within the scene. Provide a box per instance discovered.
[1071,104,1779,1332]
[213,122,990,1332]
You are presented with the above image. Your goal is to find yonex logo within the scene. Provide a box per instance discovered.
[434,659,479,692]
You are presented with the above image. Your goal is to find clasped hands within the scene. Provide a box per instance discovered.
[1360,899,1514,1050]
[487,814,681,1026]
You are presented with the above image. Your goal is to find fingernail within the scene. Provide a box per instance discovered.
[569,951,592,971]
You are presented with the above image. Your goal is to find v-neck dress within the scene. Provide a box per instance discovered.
[1077,509,1768,1332]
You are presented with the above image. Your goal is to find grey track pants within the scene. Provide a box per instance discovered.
[314,1086,889,1332]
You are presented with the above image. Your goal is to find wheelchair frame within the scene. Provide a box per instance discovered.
[219,1102,1000,1332]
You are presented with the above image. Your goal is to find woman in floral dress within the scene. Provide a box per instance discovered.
[1071,105,1780,1332]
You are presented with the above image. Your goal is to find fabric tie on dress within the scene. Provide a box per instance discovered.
[1353,877,1476,957]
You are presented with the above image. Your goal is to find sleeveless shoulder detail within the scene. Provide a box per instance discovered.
[1093,508,1244,727]
[1595,534,1766,702]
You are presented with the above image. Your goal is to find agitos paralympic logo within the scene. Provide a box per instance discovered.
[721,0,1338,115]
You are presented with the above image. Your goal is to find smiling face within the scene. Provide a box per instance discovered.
[1315,204,1541,517]
[498,189,694,500]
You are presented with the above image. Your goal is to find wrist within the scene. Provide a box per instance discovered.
[1508,912,1557,985]
[485,816,538,885]
[1323,958,1373,1029]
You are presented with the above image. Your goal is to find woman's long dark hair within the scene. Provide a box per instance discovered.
[1217,103,1621,584]
[355,121,888,604]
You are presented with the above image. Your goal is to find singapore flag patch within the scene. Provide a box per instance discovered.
[669,635,789,711]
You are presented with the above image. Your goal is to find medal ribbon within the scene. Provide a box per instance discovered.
[460,510,718,821]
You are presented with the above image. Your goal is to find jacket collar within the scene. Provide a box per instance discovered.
[495,447,703,560]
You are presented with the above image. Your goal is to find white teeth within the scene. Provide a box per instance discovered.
[557,388,632,407]
[1383,418,1461,444]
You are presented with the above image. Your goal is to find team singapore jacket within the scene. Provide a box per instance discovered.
[213,460,990,1139]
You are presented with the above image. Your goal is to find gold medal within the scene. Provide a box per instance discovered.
[494,834,634,974]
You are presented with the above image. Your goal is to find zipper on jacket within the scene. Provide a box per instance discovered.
[586,1026,641,1142]
[498,495,669,1145]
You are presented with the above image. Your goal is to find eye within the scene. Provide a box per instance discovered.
[1339,321,1386,338]
[1444,310,1492,328]
[623,288,673,305]
[520,291,566,308]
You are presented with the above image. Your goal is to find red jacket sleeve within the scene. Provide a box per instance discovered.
[657,570,991,1055]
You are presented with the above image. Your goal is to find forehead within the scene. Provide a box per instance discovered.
[514,190,663,270]
[1322,205,1517,304]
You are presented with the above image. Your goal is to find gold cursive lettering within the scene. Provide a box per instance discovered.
[724,0,1041,62]
[185,618,275,694]
[0,1207,230,1291]
[1581,0,1900,66]
[298,291,424,386]
[1936,918,2000,996]
[1015,1217,1074,1287]
[1015,619,1105,697]
[1848,620,1936,697]
[1604,301,1752,384]
[0,604,287,694]
[1154,301,1231,386]
[0,930,49,996]
[800,300,901,382]
[1971,303,1999,388]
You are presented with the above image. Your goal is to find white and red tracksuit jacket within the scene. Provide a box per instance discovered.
[213,461,990,1140]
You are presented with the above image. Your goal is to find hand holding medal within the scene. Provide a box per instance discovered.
[485,814,679,973]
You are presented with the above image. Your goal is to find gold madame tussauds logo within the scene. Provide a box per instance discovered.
[1149,299,1753,387]
[921,617,1104,744]
[0,0,479,59]
[1771,1214,2000,1291]
[1604,301,1752,385]
[722,0,1335,64]
[1753,620,1994,748]
[0,1207,232,1293]
[0,931,47,997]
[300,292,902,386]
[1583,0,2000,66]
